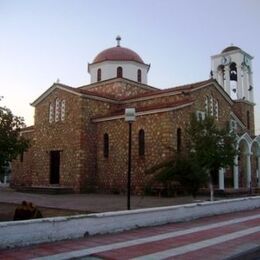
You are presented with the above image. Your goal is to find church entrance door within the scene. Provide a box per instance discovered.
[50,151,60,184]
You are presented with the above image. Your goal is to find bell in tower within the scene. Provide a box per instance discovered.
[211,45,254,103]
[230,63,237,81]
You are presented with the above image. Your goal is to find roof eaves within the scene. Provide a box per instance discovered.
[92,100,193,123]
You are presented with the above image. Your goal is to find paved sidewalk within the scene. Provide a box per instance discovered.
[0,186,207,212]
[1,208,260,259]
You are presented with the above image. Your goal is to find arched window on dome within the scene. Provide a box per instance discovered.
[117,66,123,78]
[137,69,142,83]
[103,133,109,158]
[138,129,145,156]
[97,68,101,82]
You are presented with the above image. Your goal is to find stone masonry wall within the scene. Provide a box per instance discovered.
[11,130,34,187]
[32,89,83,190]
[233,101,255,136]
[94,83,253,193]
[12,80,257,193]
[80,79,155,99]
[77,98,112,192]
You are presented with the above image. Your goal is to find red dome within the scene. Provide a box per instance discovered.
[93,46,144,64]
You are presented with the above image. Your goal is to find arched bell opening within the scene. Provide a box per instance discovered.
[230,62,238,100]
[217,65,225,87]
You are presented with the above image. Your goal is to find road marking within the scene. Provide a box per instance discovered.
[133,226,260,259]
[33,213,260,260]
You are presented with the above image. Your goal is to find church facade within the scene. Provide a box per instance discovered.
[12,38,260,194]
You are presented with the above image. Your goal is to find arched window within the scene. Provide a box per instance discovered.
[55,98,60,122]
[49,103,54,123]
[137,69,142,83]
[205,96,209,115]
[61,100,66,121]
[177,128,182,153]
[230,63,237,81]
[138,129,145,156]
[209,96,214,116]
[97,68,101,82]
[214,100,219,120]
[117,66,123,78]
[247,110,250,130]
[104,133,109,158]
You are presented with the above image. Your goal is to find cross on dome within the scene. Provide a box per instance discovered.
[116,35,121,47]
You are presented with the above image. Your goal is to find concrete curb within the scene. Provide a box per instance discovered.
[1,196,260,249]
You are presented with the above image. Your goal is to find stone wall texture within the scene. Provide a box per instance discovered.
[11,78,257,193]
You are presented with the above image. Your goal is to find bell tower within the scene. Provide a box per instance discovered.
[211,45,254,102]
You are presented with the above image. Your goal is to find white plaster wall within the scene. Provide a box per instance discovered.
[211,51,253,102]
[1,196,260,249]
[89,61,149,84]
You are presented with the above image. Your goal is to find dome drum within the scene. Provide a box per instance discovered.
[88,38,150,84]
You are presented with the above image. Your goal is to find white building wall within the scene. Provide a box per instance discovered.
[211,49,253,102]
[89,61,149,84]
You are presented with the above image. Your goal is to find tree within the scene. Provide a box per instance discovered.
[186,113,238,200]
[146,151,208,198]
[146,113,237,200]
[0,106,30,175]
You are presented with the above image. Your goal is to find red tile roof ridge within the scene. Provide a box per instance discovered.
[92,98,193,120]
[56,83,118,101]
[135,98,193,113]
[55,79,212,102]
[119,78,213,101]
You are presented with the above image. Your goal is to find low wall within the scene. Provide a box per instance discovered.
[1,196,260,249]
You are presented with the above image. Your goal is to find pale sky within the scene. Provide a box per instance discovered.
[0,0,260,134]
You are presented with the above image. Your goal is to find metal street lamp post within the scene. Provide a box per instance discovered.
[125,108,136,210]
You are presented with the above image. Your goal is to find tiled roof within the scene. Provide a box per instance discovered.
[92,99,193,121]
[31,78,219,107]
[119,79,213,101]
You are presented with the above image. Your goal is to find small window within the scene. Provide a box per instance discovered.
[177,128,182,153]
[247,111,250,129]
[205,96,209,115]
[137,69,142,83]
[104,133,109,158]
[215,100,219,120]
[61,100,66,121]
[97,68,101,82]
[196,111,205,121]
[49,103,54,123]
[209,96,214,116]
[139,129,145,156]
[117,66,123,78]
[55,98,60,122]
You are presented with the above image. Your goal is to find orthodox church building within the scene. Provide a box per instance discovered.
[12,37,260,194]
